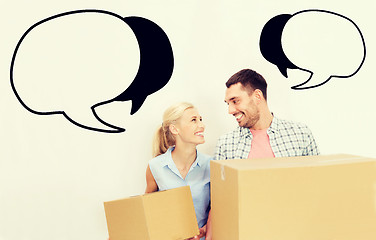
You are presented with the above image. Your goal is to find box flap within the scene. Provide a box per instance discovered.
[104,196,149,240]
[142,186,199,240]
[210,160,240,239]
[213,154,375,170]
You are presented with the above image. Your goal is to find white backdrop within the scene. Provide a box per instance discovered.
[1,0,376,240]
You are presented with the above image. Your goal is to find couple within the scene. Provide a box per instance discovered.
[145,69,320,239]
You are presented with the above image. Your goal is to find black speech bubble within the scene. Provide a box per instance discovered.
[112,16,174,115]
[259,14,297,78]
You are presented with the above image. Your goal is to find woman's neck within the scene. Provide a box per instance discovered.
[171,142,197,179]
[172,144,197,165]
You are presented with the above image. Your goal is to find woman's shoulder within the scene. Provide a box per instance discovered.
[149,149,171,166]
[197,151,213,165]
[198,151,213,160]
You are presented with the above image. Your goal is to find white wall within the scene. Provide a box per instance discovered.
[1,0,376,240]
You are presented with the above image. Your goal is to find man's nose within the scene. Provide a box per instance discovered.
[228,104,236,115]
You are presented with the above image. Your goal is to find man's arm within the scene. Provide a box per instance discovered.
[214,138,226,160]
[305,129,320,156]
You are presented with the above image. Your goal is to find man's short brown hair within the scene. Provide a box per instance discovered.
[226,69,268,100]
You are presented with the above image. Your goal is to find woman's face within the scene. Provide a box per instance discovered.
[173,107,205,146]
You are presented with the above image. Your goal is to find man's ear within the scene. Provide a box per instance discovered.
[253,89,264,103]
[169,124,179,135]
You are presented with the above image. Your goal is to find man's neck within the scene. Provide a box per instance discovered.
[251,110,273,130]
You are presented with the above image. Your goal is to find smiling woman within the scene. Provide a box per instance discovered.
[145,102,213,240]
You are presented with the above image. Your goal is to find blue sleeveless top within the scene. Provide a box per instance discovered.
[149,146,212,229]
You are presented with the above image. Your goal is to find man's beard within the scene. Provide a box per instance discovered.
[241,108,260,129]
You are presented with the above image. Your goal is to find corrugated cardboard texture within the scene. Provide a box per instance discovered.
[210,163,240,239]
[104,196,149,239]
[211,154,376,240]
[104,186,199,240]
[143,186,199,240]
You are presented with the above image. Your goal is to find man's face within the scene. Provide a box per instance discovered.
[225,82,260,128]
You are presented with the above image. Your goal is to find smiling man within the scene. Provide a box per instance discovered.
[214,69,319,160]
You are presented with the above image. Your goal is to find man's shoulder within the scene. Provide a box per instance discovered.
[273,116,312,133]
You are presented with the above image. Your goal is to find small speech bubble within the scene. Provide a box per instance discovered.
[10,10,174,133]
[260,9,366,90]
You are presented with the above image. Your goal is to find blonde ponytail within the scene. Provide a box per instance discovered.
[152,125,172,157]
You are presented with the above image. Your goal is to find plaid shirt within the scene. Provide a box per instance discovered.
[214,116,319,160]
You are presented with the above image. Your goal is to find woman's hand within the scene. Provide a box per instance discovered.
[205,210,212,240]
[186,225,206,239]
[187,209,213,240]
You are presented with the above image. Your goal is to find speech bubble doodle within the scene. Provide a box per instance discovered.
[10,9,174,133]
[259,9,366,90]
[113,16,174,115]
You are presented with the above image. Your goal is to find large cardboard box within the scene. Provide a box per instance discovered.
[211,154,376,240]
[104,186,199,240]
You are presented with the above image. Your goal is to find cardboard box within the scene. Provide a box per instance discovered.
[104,186,199,240]
[211,154,376,240]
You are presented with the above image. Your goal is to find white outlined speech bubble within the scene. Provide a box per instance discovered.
[260,10,366,90]
[11,10,140,132]
[283,10,366,89]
